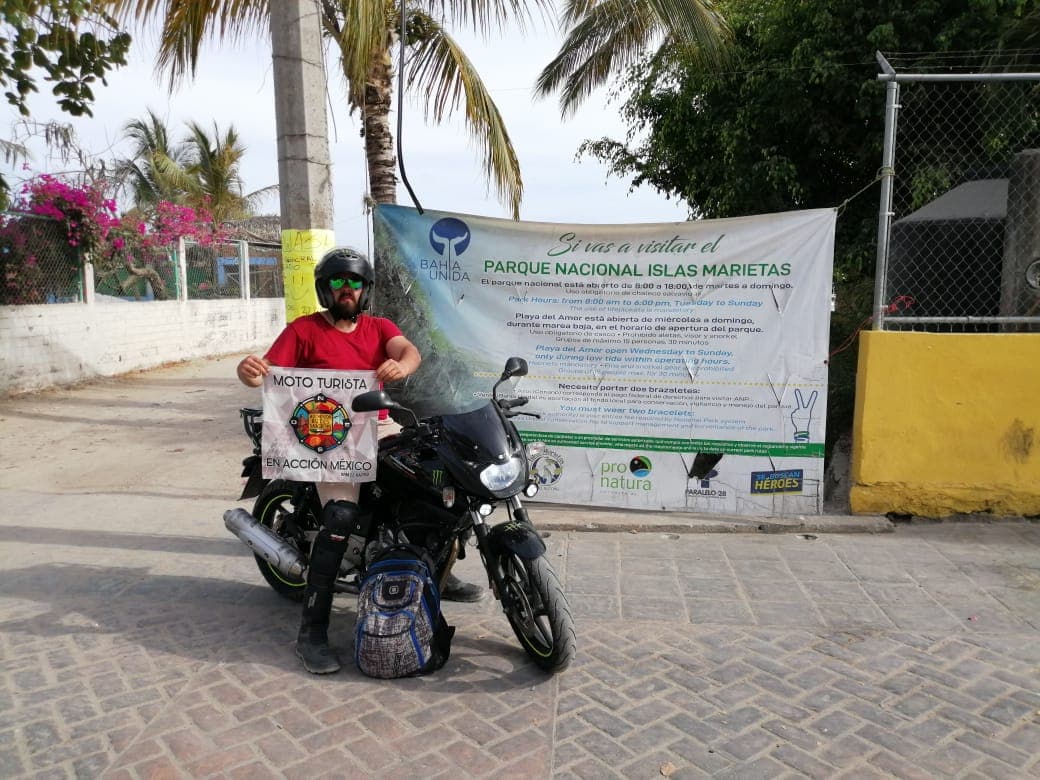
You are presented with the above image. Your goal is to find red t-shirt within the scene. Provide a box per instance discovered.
[265,313,404,419]
[265,312,403,371]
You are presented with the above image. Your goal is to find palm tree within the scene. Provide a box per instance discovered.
[115,112,277,224]
[110,0,551,219]
[534,0,732,116]
[112,109,191,208]
[182,120,258,223]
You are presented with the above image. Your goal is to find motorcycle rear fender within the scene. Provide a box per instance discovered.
[239,455,268,500]
[487,519,546,560]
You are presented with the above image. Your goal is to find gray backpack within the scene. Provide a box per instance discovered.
[354,545,455,678]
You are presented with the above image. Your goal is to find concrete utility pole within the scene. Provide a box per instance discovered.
[269,0,335,323]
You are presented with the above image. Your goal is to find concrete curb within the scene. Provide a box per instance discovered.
[525,506,894,535]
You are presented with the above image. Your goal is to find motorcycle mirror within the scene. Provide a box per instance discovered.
[351,389,399,413]
[501,357,528,380]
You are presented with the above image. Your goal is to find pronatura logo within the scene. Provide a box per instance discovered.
[429,217,471,257]
[629,455,652,477]
[601,456,652,491]
[290,394,350,453]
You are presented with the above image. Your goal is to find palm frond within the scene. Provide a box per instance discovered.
[0,138,29,167]
[643,0,728,61]
[406,12,522,217]
[558,0,602,29]
[324,0,389,108]
[537,0,731,114]
[536,0,657,116]
[151,151,198,196]
[242,183,280,212]
[430,0,554,36]
[110,0,269,86]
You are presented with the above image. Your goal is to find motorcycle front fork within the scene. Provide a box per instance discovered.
[472,495,531,607]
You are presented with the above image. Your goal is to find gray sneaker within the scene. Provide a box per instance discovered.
[441,573,486,602]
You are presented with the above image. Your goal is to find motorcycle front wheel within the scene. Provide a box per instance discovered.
[251,480,319,601]
[497,553,576,673]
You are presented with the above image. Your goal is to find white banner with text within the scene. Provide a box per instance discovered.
[374,204,836,516]
[261,367,379,483]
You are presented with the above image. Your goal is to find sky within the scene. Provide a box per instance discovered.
[3,18,691,252]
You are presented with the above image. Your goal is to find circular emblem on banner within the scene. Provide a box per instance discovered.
[290,394,350,453]
[1026,258,1040,290]
[532,454,564,486]
[629,456,652,477]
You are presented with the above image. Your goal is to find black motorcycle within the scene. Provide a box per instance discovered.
[224,357,575,673]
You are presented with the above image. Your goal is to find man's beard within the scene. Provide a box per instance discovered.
[329,298,360,322]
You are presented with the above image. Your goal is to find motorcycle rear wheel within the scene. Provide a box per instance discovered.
[251,480,318,601]
[497,553,576,673]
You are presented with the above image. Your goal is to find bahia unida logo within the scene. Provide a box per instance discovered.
[422,217,472,281]
[600,455,653,491]
[290,394,350,453]
[531,448,565,487]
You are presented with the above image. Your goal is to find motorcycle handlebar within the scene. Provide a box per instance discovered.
[498,396,529,410]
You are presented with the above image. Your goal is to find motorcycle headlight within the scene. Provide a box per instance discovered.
[479,456,524,492]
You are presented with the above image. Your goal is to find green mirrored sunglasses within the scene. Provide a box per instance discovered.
[329,276,364,291]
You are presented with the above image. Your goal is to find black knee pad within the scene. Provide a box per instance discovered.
[308,529,348,589]
[322,500,361,536]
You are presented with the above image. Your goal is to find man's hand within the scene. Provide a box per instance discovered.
[237,355,270,387]
[382,335,421,381]
[375,359,407,383]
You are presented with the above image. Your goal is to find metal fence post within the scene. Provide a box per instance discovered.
[239,240,251,300]
[872,78,900,330]
[176,236,188,301]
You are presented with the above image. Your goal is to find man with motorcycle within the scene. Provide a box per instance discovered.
[235,247,485,674]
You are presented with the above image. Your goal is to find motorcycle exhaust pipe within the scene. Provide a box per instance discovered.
[223,508,307,580]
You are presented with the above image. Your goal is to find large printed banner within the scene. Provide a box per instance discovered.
[262,368,379,482]
[374,204,836,516]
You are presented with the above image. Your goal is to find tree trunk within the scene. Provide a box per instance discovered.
[365,43,397,207]
[126,263,169,300]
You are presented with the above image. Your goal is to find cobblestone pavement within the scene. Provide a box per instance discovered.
[1,357,1039,778]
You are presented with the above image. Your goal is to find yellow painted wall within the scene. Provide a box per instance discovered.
[850,331,1040,516]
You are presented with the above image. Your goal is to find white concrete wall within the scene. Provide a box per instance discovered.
[0,299,286,395]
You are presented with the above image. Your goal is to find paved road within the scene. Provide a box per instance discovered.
[1,355,1038,778]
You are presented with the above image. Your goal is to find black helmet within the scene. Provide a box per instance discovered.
[314,247,374,311]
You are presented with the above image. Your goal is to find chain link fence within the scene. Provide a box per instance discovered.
[94,241,178,301]
[182,241,284,300]
[0,211,85,304]
[0,214,284,304]
[874,56,1040,332]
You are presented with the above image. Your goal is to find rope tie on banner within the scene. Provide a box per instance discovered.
[827,295,915,361]
[835,167,893,216]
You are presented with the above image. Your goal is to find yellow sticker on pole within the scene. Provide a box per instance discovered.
[281,229,335,323]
